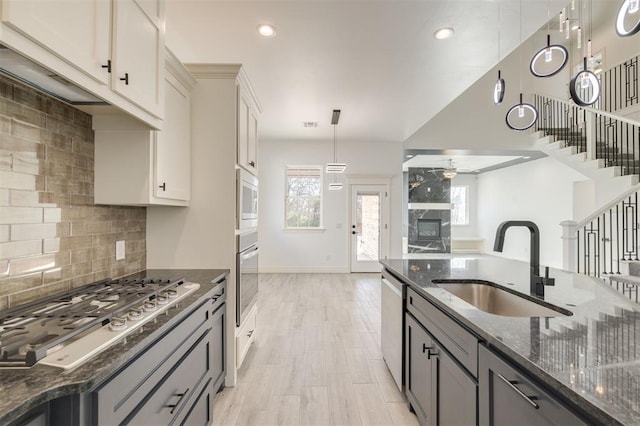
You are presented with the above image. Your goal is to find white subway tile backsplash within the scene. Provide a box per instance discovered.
[12,223,56,241]
[43,238,60,253]
[12,153,39,175]
[0,240,42,260]
[1,73,146,307]
[43,208,62,223]
[0,207,43,224]
[0,170,36,190]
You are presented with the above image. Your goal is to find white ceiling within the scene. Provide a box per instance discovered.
[165,0,568,145]
[404,154,524,172]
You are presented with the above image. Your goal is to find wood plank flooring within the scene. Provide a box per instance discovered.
[213,273,418,426]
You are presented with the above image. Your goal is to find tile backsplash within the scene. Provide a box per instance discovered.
[0,74,146,309]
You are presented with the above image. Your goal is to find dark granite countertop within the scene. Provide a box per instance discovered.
[0,269,228,425]
[381,256,640,426]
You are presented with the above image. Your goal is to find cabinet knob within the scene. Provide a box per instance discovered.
[159,182,166,191]
[120,73,129,85]
[249,160,256,167]
[101,60,111,73]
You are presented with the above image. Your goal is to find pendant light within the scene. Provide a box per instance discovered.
[529,35,568,77]
[616,0,640,37]
[530,1,568,78]
[506,0,538,131]
[493,1,506,105]
[326,109,345,190]
[570,1,600,106]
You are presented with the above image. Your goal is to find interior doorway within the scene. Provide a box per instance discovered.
[349,183,389,272]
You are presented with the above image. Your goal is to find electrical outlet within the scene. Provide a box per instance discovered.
[115,240,125,260]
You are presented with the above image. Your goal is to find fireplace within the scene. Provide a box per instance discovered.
[417,218,441,241]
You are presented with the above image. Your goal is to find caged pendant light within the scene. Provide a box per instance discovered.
[326,109,345,190]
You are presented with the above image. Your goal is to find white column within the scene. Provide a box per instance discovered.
[561,220,579,272]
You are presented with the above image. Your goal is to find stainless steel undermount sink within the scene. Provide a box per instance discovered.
[434,280,572,317]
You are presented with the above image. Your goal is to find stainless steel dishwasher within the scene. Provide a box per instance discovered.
[381,269,404,392]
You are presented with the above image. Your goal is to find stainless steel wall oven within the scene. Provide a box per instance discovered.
[236,231,258,326]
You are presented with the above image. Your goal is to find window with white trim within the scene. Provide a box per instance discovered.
[451,185,469,225]
[285,166,323,228]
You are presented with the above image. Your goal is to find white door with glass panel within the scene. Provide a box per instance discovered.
[350,184,389,272]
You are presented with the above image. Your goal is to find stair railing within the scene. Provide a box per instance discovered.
[533,94,640,176]
[562,184,640,277]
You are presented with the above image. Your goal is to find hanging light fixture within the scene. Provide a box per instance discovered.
[326,109,345,190]
[529,34,568,77]
[570,57,600,106]
[616,0,640,36]
[531,0,568,78]
[570,1,600,106]
[326,109,346,174]
[506,0,538,131]
[493,2,505,105]
[442,159,457,179]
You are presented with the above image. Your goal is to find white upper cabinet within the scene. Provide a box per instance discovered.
[0,0,165,124]
[237,82,260,175]
[1,0,111,85]
[111,0,164,118]
[93,49,193,206]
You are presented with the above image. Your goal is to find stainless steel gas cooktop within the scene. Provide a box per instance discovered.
[0,277,200,369]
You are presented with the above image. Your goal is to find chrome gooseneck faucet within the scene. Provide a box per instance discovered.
[493,220,555,298]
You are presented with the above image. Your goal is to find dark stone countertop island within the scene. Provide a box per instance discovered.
[382,256,640,426]
[0,269,228,425]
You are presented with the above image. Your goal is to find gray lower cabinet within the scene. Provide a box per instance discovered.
[406,313,477,426]
[479,345,586,426]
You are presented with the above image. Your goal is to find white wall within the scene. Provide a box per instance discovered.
[477,157,587,268]
[451,174,479,239]
[259,139,402,272]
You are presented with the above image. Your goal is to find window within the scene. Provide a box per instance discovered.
[451,185,469,225]
[285,166,322,228]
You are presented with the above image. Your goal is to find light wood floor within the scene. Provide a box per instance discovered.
[213,273,419,426]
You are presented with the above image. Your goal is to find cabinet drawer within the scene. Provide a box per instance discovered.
[179,378,212,426]
[479,345,586,425]
[236,304,257,368]
[126,332,211,425]
[92,300,211,424]
[407,287,478,377]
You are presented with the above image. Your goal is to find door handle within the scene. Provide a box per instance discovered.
[496,373,540,409]
[352,231,356,235]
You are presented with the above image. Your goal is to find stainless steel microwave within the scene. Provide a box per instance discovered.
[237,168,258,230]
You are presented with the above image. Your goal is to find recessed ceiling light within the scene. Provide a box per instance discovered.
[257,24,276,37]
[406,154,415,158]
[434,27,454,40]
[522,156,531,159]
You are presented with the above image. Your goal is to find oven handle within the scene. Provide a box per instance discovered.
[239,247,259,261]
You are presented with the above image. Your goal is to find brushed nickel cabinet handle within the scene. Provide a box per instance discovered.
[497,373,539,409]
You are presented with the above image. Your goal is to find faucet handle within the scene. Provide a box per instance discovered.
[544,266,555,286]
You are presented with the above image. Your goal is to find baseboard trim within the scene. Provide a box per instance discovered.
[259,266,350,274]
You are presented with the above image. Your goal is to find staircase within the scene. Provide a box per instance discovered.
[531,95,640,189]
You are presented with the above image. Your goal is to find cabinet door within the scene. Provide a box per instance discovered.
[237,86,250,170]
[247,109,258,172]
[1,0,111,85]
[479,346,586,426]
[112,0,164,117]
[406,314,436,425]
[437,346,477,425]
[211,302,225,391]
[154,72,190,201]
[179,379,212,426]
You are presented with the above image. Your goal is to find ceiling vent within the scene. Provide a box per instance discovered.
[303,121,318,128]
